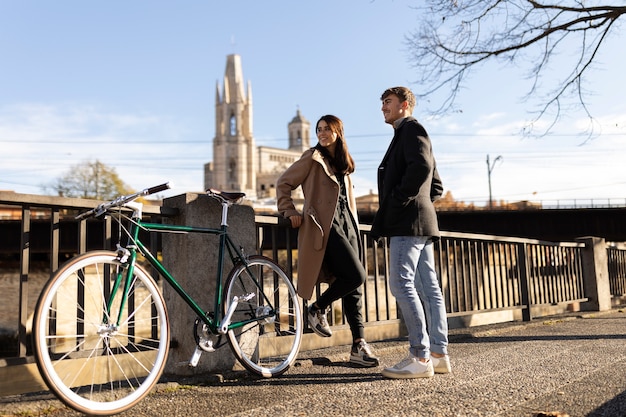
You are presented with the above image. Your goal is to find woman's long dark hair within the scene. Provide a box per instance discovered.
[314,114,355,175]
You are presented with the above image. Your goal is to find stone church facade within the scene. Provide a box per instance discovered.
[204,54,310,200]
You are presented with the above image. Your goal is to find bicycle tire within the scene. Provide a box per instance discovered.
[224,255,302,377]
[32,251,170,416]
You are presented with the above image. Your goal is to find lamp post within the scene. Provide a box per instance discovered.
[487,154,502,209]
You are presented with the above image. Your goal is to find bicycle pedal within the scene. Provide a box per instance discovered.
[188,346,203,367]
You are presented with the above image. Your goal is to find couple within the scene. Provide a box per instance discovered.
[276,86,451,378]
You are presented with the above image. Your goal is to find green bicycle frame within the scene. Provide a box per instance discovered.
[106,211,271,334]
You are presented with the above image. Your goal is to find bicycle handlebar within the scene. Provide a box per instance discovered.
[76,182,171,220]
[145,183,171,195]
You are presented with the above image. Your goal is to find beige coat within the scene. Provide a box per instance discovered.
[276,148,359,300]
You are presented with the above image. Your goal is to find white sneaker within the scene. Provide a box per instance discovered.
[382,354,434,379]
[349,340,380,367]
[431,355,451,374]
[307,305,332,337]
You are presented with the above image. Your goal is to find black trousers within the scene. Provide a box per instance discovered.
[315,228,367,340]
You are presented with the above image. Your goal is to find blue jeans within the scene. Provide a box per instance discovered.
[389,236,448,359]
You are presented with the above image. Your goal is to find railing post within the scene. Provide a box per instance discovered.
[576,236,611,311]
[18,207,31,357]
[50,208,60,272]
[517,243,532,321]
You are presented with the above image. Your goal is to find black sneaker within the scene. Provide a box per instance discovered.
[308,305,332,337]
[350,340,380,367]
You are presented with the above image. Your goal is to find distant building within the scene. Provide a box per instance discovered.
[355,190,379,214]
[204,54,310,201]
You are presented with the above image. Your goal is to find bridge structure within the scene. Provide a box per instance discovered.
[1,190,625,396]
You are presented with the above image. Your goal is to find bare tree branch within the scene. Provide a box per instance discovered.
[406,0,626,136]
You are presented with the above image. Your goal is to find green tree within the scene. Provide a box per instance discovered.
[407,1,626,135]
[46,160,134,200]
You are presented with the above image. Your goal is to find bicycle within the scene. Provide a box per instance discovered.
[32,183,303,416]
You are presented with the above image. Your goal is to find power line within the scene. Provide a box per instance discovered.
[1,130,624,145]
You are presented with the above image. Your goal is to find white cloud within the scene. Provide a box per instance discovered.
[0,103,206,196]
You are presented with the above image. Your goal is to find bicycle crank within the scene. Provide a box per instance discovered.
[189,318,221,367]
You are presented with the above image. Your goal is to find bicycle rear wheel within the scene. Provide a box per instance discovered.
[32,251,170,416]
[224,255,302,377]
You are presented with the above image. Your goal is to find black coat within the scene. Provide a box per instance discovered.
[370,117,443,239]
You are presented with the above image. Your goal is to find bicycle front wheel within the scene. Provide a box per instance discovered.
[224,255,302,377]
[32,251,170,416]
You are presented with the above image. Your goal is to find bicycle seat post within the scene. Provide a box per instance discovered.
[206,189,245,227]
[220,200,229,227]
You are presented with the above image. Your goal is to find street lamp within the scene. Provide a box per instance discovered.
[486,154,502,209]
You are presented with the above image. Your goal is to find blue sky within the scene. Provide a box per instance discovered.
[1,1,625,206]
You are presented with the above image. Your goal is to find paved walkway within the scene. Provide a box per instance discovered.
[1,309,625,417]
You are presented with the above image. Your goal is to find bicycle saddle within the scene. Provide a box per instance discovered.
[207,189,246,202]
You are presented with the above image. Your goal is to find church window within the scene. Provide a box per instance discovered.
[230,114,236,136]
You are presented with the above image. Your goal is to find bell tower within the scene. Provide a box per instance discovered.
[288,109,310,153]
[205,54,256,196]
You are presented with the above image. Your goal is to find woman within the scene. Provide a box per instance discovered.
[276,114,378,367]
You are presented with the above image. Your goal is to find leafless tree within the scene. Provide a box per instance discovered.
[406,1,626,135]
[44,159,134,200]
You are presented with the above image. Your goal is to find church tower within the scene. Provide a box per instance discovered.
[204,54,256,196]
[288,109,311,153]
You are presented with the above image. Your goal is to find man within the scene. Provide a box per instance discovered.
[371,86,451,378]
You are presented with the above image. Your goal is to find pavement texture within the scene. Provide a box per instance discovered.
[1,308,625,417]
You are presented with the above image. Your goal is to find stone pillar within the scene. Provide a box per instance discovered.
[577,236,611,312]
[161,193,256,375]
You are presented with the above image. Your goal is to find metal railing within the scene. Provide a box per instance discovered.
[255,220,590,328]
[607,246,626,297]
[436,197,626,210]
[436,232,586,321]
[1,191,622,365]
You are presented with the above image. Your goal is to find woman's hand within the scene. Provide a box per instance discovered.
[289,215,303,228]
